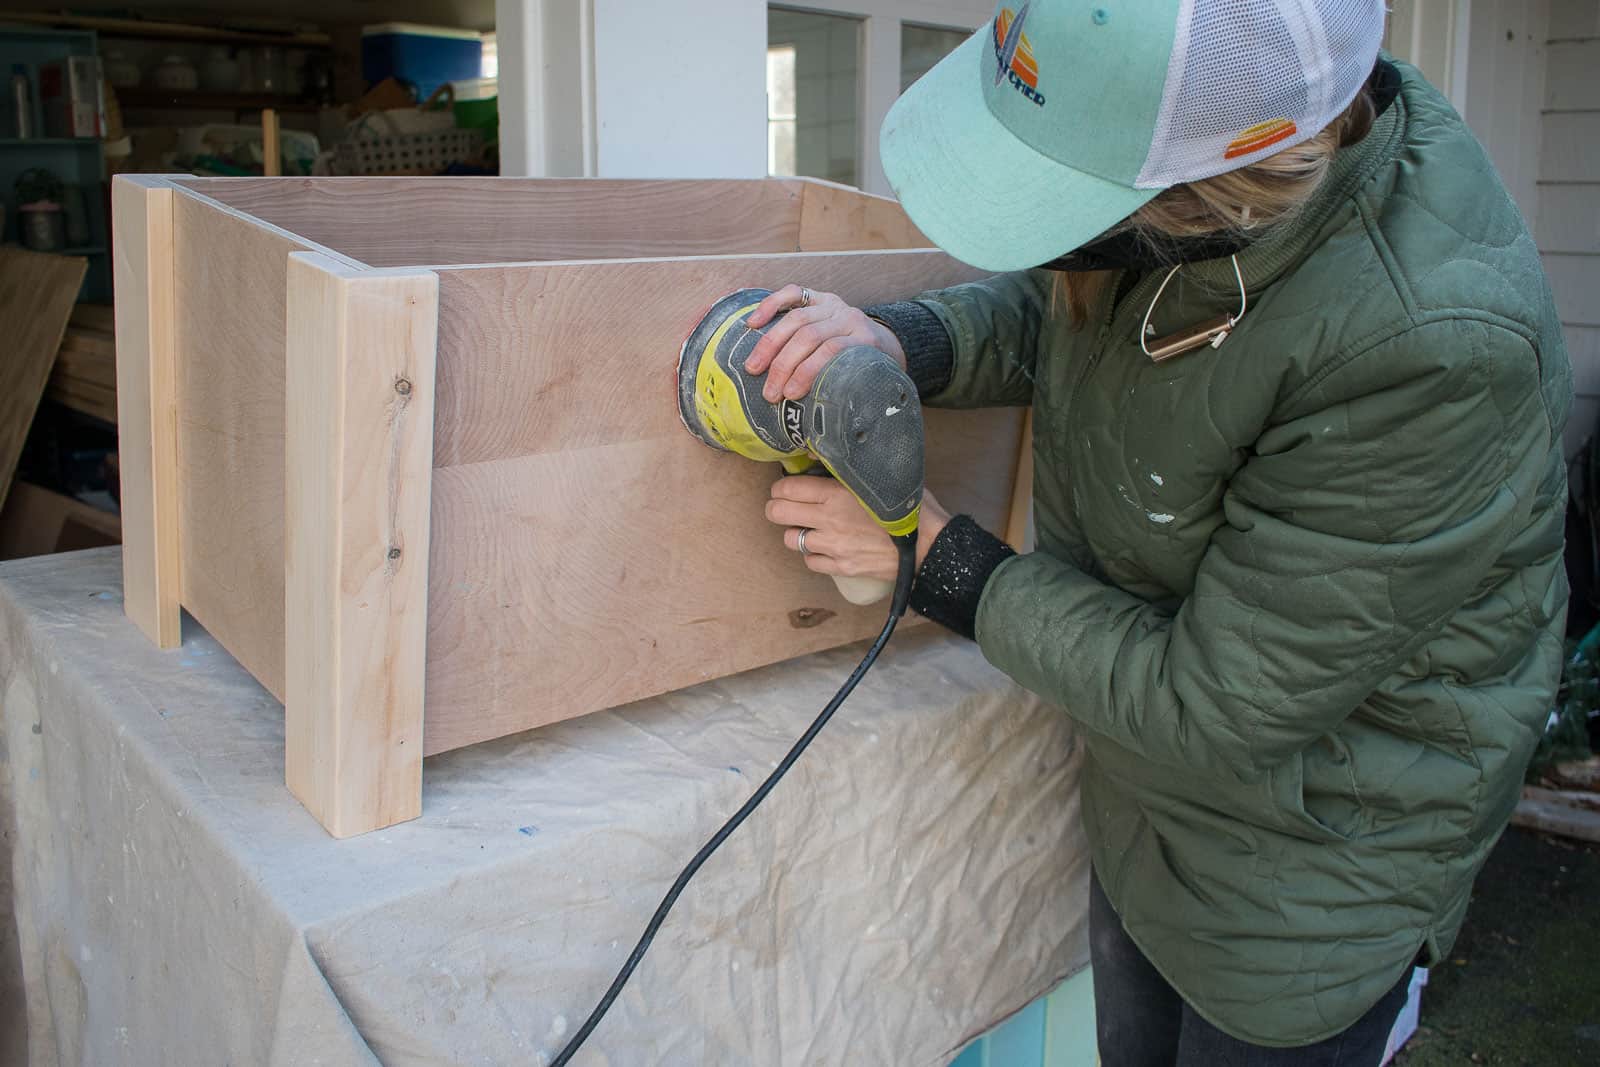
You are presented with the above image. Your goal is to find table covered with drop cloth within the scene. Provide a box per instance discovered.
[0,548,1089,1066]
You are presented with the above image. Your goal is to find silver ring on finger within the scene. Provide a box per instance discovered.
[796,527,812,556]
[798,287,813,308]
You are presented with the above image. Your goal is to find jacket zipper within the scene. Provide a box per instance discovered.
[1061,269,1161,420]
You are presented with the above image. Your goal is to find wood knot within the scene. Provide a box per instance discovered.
[788,607,835,629]
[394,378,413,396]
[387,546,402,560]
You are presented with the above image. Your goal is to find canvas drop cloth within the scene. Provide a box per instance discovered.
[0,549,1089,1067]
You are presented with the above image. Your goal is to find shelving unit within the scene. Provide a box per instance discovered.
[0,25,108,301]
[0,11,328,48]
[117,89,321,114]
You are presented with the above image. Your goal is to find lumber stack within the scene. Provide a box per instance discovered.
[1513,757,1600,843]
[48,304,118,425]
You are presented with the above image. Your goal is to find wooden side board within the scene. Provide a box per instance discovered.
[422,250,1009,754]
[112,178,180,647]
[168,188,362,699]
[178,177,819,267]
[797,180,932,252]
[285,254,438,836]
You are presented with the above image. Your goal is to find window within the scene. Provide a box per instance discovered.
[901,23,968,93]
[768,44,797,175]
[480,32,498,79]
[767,7,863,186]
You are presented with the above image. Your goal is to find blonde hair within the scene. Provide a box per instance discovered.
[1056,83,1377,326]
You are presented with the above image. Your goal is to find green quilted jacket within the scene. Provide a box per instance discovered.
[911,64,1570,1045]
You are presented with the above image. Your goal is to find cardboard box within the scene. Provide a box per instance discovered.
[38,56,104,139]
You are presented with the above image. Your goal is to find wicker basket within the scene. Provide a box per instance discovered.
[334,126,485,176]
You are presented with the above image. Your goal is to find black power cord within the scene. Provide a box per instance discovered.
[550,535,918,1066]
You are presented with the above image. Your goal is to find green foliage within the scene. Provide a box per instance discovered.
[12,166,63,205]
[1530,630,1599,781]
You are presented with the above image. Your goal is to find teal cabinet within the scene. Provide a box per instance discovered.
[0,25,109,300]
[950,968,1097,1067]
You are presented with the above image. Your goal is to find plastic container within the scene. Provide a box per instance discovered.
[203,47,241,93]
[361,23,483,99]
[450,76,497,133]
[105,50,141,89]
[19,201,64,251]
[153,55,199,91]
[10,64,33,139]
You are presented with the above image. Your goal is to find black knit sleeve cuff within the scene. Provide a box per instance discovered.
[909,514,1017,641]
[864,300,954,399]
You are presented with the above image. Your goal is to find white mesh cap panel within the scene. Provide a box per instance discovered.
[1135,0,1385,189]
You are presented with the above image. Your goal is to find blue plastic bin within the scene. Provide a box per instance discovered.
[361,23,483,99]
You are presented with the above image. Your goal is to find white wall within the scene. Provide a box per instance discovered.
[1540,0,1600,453]
[1459,0,1549,226]
[496,0,767,178]
[496,0,988,190]
[592,0,766,178]
[1395,0,1600,455]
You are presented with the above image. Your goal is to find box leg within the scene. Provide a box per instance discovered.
[284,253,438,837]
[113,176,182,648]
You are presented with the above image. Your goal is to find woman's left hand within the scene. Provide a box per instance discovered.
[765,476,950,581]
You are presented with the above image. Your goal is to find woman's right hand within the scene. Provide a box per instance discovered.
[743,284,908,404]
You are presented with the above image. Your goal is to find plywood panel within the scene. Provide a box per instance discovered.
[170,191,360,700]
[430,250,988,467]
[422,251,1014,754]
[178,177,813,267]
[797,180,931,252]
[423,406,1020,754]
[0,247,87,510]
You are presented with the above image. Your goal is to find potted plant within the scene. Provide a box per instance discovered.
[14,167,66,252]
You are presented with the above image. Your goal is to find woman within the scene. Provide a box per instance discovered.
[746,1,1570,1064]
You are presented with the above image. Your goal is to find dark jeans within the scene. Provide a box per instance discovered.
[1090,871,1413,1067]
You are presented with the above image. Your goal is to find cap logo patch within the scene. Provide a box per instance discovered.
[1224,118,1297,159]
[993,4,1046,107]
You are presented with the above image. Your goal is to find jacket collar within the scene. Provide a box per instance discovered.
[1181,65,1409,298]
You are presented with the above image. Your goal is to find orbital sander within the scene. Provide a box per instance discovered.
[678,287,926,605]
[550,289,926,1066]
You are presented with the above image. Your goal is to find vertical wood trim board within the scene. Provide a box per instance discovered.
[112,176,182,648]
[285,253,438,837]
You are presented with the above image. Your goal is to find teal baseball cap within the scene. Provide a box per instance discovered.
[881,0,1386,272]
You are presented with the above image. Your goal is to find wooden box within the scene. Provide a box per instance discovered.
[113,175,1030,837]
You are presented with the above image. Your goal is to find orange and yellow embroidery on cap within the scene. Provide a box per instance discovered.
[1224,118,1297,159]
[993,4,1046,107]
